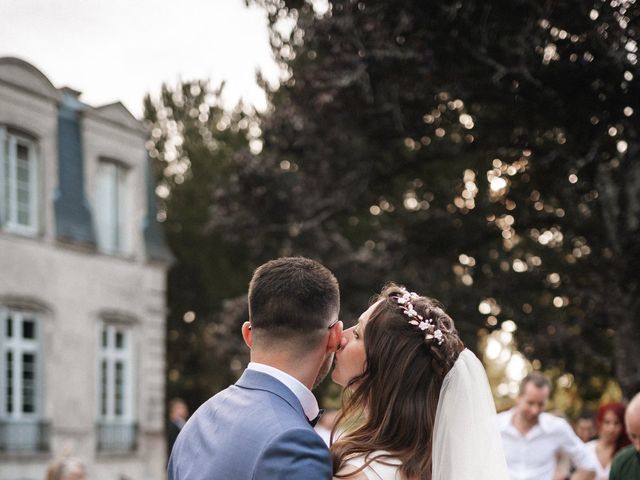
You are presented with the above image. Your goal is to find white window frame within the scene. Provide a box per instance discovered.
[0,308,42,421]
[94,160,129,255]
[0,127,39,236]
[97,324,134,424]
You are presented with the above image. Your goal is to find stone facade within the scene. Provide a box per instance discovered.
[0,57,171,480]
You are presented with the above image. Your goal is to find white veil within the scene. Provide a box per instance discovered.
[431,349,509,480]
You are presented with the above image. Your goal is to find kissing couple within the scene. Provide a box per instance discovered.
[168,257,509,479]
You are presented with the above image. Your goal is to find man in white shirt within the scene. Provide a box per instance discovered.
[498,372,597,480]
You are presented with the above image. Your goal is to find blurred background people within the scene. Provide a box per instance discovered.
[167,398,189,457]
[574,411,597,443]
[610,393,640,480]
[314,409,338,447]
[498,372,597,480]
[45,457,86,480]
[585,402,629,480]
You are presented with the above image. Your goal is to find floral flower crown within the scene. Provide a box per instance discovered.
[392,288,444,345]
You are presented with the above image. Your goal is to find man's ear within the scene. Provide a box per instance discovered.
[241,321,253,348]
[326,320,343,353]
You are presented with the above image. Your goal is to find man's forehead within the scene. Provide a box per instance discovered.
[521,383,550,398]
[626,411,640,431]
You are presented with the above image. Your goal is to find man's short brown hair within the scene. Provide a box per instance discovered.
[518,371,552,396]
[248,257,339,340]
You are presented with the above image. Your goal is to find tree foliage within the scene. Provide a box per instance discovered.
[144,82,257,407]
[243,0,640,400]
[149,0,640,408]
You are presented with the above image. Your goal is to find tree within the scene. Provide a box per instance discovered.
[144,81,258,407]
[234,0,640,400]
[148,0,639,408]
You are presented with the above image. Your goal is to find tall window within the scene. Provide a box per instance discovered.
[95,161,128,254]
[97,324,135,451]
[0,127,39,235]
[0,308,46,452]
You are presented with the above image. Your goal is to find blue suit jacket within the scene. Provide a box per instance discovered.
[168,369,332,480]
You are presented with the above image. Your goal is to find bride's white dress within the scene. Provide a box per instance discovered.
[345,451,402,480]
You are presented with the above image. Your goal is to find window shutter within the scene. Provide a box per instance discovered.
[54,95,96,245]
[0,127,6,226]
[143,154,172,262]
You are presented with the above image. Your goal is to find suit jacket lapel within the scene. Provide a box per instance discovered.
[235,369,307,420]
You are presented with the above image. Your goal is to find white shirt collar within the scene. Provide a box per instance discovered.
[503,408,551,435]
[536,412,553,432]
[247,362,320,421]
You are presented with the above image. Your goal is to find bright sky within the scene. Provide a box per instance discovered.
[0,0,280,118]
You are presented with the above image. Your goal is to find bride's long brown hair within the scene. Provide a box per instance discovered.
[331,284,464,480]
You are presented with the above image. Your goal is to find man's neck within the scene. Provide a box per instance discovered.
[249,351,321,391]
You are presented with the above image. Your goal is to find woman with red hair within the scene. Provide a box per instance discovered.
[586,402,630,480]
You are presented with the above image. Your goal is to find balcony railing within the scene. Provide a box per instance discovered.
[96,421,137,452]
[0,419,50,452]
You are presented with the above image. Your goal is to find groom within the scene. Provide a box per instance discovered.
[168,257,343,480]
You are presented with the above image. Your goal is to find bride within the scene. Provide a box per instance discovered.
[330,284,509,480]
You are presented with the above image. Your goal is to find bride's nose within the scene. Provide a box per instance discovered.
[338,333,349,350]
